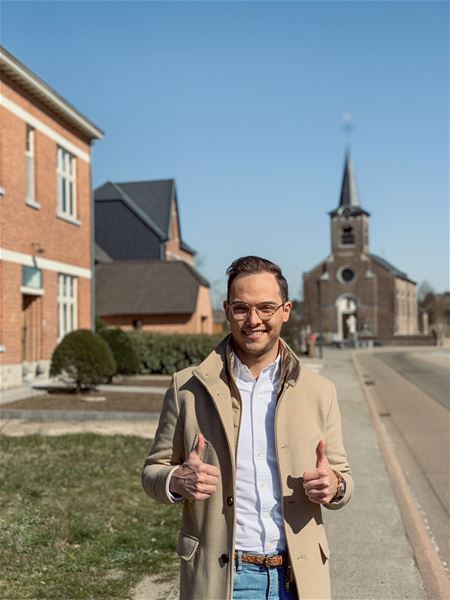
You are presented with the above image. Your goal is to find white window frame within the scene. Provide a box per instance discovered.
[25,125,39,207]
[57,274,78,341]
[57,147,78,222]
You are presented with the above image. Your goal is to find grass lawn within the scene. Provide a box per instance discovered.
[0,434,180,599]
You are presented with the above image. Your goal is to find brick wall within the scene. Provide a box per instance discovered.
[330,214,369,256]
[1,81,92,266]
[164,199,195,265]
[0,76,94,387]
[0,262,22,362]
[303,253,410,340]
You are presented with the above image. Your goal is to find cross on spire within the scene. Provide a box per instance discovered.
[342,112,353,150]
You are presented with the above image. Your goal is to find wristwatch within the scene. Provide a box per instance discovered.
[330,471,346,503]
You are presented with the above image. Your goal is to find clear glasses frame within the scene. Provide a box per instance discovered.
[229,302,285,321]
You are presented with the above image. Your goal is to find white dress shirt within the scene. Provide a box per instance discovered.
[232,353,286,553]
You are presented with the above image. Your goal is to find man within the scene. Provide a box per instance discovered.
[142,256,353,600]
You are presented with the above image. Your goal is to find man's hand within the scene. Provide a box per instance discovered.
[169,433,220,501]
[303,440,338,504]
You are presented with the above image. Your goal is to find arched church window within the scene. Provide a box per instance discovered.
[341,225,354,245]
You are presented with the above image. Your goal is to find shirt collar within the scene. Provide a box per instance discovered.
[230,350,281,383]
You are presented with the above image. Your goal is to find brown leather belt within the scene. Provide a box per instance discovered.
[235,552,286,567]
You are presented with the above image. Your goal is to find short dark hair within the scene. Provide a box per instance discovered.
[226,256,289,302]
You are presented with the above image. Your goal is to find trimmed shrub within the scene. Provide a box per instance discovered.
[99,327,140,375]
[95,316,108,336]
[50,329,116,391]
[128,331,225,375]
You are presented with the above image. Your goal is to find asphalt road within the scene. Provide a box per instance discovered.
[376,349,449,410]
[356,348,450,577]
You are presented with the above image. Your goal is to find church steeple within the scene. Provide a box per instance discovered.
[329,151,369,218]
[329,151,370,255]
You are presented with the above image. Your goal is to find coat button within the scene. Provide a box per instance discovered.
[220,553,229,564]
[227,496,234,506]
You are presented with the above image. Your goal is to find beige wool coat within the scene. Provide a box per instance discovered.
[142,336,353,600]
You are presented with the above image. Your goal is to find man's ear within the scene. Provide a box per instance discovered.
[223,300,230,321]
[283,301,292,323]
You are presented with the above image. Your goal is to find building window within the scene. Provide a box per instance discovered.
[337,266,355,284]
[25,126,36,204]
[22,265,42,289]
[57,147,77,219]
[58,274,77,341]
[341,225,354,245]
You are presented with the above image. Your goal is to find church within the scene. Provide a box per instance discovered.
[303,152,418,343]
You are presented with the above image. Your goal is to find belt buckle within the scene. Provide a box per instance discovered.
[264,554,279,567]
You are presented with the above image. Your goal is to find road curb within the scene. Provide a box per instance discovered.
[352,352,449,599]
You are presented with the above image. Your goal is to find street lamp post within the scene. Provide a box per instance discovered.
[316,272,329,360]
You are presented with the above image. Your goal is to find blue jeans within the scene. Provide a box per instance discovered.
[233,552,298,600]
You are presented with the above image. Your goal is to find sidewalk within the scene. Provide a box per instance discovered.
[0,350,427,599]
[321,348,425,599]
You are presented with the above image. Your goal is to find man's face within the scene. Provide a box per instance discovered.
[223,272,292,365]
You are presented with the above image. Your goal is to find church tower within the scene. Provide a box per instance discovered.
[302,150,418,343]
[329,151,370,258]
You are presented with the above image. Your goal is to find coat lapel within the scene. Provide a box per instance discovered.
[193,339,237,467]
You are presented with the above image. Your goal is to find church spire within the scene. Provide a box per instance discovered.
[339,151,360,209]
[329,151,369,217]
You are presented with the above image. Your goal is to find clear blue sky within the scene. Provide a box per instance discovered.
[3,0,448,305]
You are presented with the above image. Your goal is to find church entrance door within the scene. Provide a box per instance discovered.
[336,296,358,342]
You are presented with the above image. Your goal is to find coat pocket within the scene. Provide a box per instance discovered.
[176,532,199,562]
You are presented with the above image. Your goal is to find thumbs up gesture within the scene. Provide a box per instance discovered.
[303,440,339,504]
[169,433,220,501]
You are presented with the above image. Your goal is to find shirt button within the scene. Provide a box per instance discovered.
[227,496,234,506]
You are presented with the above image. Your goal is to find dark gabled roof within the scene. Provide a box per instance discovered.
[95,181,123,201]
[94,178,196,255]
[116,180,173,234]
[95,260,209,316]
[94,243,112,263]
[329,151,369,217]
[370,254,415,284]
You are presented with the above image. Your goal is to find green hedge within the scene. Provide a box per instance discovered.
[128,331,225,374]
[98,327,140,375]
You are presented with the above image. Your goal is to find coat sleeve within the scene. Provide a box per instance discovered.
[141,375,186,505]
[324,382,354,510]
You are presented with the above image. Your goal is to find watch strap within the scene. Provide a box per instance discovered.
[330,471,346,503]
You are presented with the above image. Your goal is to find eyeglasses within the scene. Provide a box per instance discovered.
[229,302,285,321]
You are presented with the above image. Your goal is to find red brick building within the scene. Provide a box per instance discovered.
[303,152,418,343]
[0,46,103,388]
